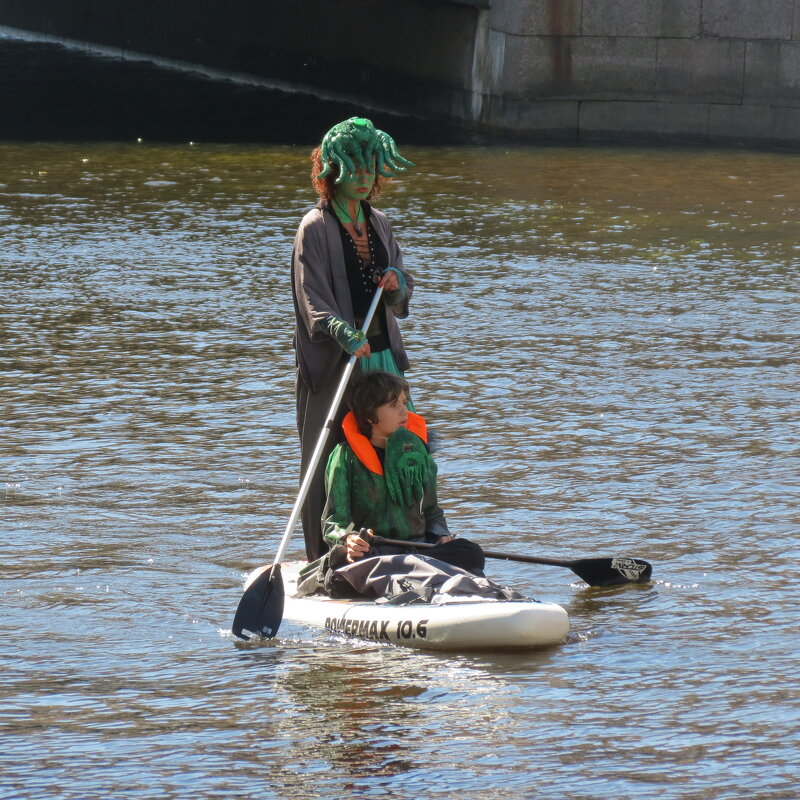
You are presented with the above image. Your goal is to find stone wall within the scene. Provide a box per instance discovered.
[1,0,799,148]
[478,0,800,147]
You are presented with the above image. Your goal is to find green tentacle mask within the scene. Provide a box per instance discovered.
[317,117,415,183]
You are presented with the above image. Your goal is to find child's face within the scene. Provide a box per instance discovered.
[370,391,409,441]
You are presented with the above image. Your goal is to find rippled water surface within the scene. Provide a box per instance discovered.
[2,138,799,799]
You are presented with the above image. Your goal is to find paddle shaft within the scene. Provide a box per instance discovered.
[371,536,652,586]
[271,285,385,567]
[373,536,573,568]
[480,551,579,568]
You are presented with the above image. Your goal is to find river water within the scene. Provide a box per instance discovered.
[2,63,800,800]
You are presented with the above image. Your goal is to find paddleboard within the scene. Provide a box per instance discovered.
[279,562,569,650]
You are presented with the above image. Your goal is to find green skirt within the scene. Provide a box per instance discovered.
[358,348,416,412]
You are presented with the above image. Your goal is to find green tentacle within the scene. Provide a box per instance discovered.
[376,130,415,173]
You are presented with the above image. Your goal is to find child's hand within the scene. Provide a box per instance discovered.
[344,530,372,562]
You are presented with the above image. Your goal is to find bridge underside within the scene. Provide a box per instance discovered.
[0,0,484,124]
[2,0,800,150]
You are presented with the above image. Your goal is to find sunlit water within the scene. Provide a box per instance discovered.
[2,136,799,799]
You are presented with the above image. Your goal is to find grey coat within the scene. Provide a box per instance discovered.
[291,203,414,393]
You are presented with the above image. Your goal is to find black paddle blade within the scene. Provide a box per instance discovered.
[569,557,653,587]
[231,564,285,641]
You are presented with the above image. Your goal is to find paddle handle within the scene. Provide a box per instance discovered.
[271,284,385,567]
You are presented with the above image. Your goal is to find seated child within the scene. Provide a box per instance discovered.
[321,371,484,575]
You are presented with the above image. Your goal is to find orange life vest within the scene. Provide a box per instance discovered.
[341,410,428,476]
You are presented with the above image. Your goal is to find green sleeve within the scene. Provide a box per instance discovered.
[423,462,450,539]
[321,315,367,354]
[322,444,355,549]
[382,267,407,307]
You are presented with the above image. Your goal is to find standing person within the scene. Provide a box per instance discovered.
[292,117,416,562]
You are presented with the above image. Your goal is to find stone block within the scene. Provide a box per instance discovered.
[496,97,581,137]
[579,100,710,139]
[498,35,558,96]
[708,103,800,147]
[570,36,658,97]
[771,105,800,143]
[709,105,800,150]
[701,0,794,40]
[744,40,800,104]
[501,34,657,99]
[445,90,580,138]
[581,0,701,38]
[490,0,581,36]
[471,25,507,100]
[656,38,745,102]
[707,103,777,142]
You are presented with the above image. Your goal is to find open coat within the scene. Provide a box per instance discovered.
[291,203,414,393]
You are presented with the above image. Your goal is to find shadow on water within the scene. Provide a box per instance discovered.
[0,31,472,145]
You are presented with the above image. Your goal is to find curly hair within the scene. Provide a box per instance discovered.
[347,372,410,438]
[310,146,388,205]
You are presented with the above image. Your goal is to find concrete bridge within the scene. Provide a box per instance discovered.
[2,0,799,149]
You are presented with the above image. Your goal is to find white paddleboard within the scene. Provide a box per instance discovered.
[279,562,569,651]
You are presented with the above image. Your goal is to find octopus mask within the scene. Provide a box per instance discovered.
[317,117,415,183]
[384,427,434,507]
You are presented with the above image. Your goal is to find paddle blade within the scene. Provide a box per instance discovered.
[231,564,285,640]
[569,557,652,587]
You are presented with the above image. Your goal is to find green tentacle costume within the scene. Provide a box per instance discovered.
[317,117,415,182]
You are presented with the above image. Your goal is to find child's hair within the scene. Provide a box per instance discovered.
[348,372,410,437]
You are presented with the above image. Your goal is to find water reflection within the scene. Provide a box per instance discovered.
[274,650,421,780]
[262,641,569,797]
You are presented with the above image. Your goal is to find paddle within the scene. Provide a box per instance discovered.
[371,536,652,588]
[231,284,386,641]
